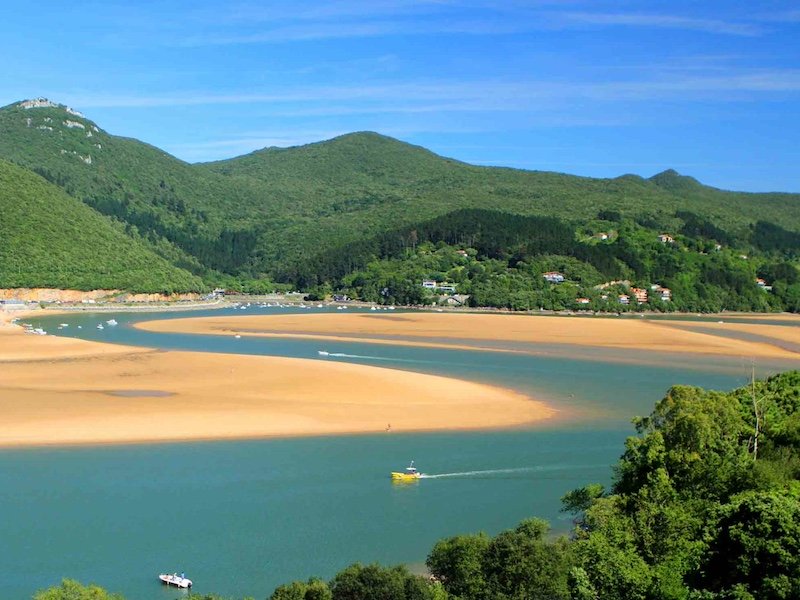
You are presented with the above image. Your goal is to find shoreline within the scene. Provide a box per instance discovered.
[0,308,556,449]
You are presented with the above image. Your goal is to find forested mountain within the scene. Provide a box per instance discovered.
[0,160,202,292]
[1,98,799,304]
[202,132,800,271]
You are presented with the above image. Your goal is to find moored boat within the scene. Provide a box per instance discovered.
[159,572,192,588]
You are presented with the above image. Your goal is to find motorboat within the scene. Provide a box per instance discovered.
[159,573,192,588]
[318,350,329,356]
[391,461,422,481]
[105,319,118,326]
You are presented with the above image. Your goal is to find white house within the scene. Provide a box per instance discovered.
[543,271,565,283]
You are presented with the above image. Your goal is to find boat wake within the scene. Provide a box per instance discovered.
[420,467,540,479]
[419,465,607,479]
[317,351,424,364]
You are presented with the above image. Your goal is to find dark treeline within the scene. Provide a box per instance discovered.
[278,209,626,288]
[277,208,799,313]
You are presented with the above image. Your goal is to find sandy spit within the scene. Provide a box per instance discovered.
[136,312,800,361]
[0,309,553,448]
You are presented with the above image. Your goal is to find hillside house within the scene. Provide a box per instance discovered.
[631,287,649,304]
[437,283,457,293]
[575,298,590,305]
[658,234,675,244]
[756,278,772,291]
[596,232,609,240]
[650,285,672,302]
[456,250,469,258]
[618,294,630,305]
[421,280,437,289]
[543,271,565,283]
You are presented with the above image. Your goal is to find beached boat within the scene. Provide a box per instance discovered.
[159,573,192,588]
[391,461,422,481]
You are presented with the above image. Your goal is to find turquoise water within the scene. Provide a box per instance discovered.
[2,307,796,599]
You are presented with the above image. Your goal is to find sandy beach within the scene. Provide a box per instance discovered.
[136,312,800,361]
[0,309,553,447]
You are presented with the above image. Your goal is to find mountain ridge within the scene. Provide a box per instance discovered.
[1,98,799,300]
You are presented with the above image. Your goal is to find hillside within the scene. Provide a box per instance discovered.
[1,99,799,295]
[200,132,800,271]
[0,99,287,275]
[0,160,203,292]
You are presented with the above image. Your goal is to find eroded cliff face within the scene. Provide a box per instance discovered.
[0,288,202,303]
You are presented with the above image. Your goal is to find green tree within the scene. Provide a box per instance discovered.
[33,579,124,600]
[482,518,573,599]
[694,489,800,599]
[426,533,490,600]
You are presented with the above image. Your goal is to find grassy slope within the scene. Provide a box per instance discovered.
[0,101,293,274]
[0,160,203,292]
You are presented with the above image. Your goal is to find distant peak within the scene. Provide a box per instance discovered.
[649,169,703,191]
[16,98,85,118]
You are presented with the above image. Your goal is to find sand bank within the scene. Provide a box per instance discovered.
[136,312,800,361]
[0,310,552,447]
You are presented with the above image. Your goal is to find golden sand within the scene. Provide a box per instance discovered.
[0,309,552,447]
[136,312,800,361]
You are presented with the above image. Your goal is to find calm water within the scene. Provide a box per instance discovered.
[2,307,796,599]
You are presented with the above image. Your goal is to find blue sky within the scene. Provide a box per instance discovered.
[1,1,798,191]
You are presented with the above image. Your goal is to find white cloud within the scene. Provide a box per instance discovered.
[553,11,763,36]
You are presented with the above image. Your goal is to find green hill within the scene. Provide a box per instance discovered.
[0,160,203,292]
[200,132,800,272]
[1,99,799,298]
[0,99,286,275]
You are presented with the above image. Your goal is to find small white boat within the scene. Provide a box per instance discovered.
[106,319,118,326]
[318,350,329,356]
[159,573,192,588]
[97,324,104,330]
[60,323,69,327]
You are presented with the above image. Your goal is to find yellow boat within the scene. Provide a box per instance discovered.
[391,461,422,481]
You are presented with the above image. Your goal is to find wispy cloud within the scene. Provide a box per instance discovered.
[553,11,763,36]
[56,67,800,114]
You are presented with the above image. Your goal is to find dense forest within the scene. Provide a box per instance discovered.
[35,371,800,599]
[1,99,799,308]
[0,160,203,293]
[297,209,800,313]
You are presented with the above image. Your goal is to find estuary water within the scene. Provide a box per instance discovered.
[1,307,796,599]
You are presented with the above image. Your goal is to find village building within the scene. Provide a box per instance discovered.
[618,294,630,305]
[543,271,565,283]
[631,287,649,304]
[575,298,590,305]
[650,284,672,302]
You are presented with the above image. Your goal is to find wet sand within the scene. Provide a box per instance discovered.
[0,310,553,447]
[136,312,800,361]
